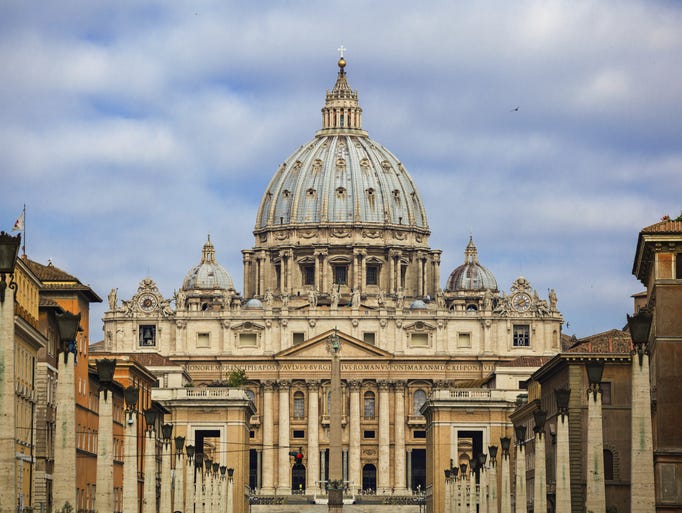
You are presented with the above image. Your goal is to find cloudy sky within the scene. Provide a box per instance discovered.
[2,1,680,342]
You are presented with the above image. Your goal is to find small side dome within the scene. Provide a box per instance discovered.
[445,237,497,292]
[182,236,235,291]
[244,298,264,309]
[409,299,427,309]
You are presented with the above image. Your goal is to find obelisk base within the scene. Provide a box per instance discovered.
[328,489,344,512]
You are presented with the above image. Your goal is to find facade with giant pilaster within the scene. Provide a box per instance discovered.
[99,56,564,511]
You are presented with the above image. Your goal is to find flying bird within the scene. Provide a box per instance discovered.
[511,106,519,112]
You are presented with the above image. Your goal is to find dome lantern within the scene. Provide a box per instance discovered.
[445,237,498,292]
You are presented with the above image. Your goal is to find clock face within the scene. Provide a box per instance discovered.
[139,294,157,312]
[512,292,532,312]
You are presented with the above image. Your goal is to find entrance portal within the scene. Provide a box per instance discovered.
[362,463,376,492]
[411,449,426,491]
[292,462,306,493]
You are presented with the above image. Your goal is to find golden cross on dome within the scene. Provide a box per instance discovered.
[337,44,346,58]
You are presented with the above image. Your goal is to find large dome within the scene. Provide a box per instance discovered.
[255,58,428,232]
[445,237,498,292]
[182,237,235,291]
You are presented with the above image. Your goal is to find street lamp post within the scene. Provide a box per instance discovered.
[185,445,195,513]
[585,360,606,513]
[459,464,467,513]
[554,388,572,513]
[0,231,21,513]
[95,358,117,513]
[478,453,488,513]
[500,437,512,513]
[53,310,81,513]
[627,311,656,512]
[195,453,204,513]
[488,446,498,513]
[174,436,185,513]
[532,409,547,513]
[143,409,159,513]
[160,423,173,513]
[468,458,478,513]
[227,468,235,513]
[122,386,139,513]
[513,425,527,513]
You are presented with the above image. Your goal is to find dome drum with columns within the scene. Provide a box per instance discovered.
[99,55,564,504]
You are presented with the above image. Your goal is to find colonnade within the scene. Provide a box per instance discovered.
[256,379,416,494]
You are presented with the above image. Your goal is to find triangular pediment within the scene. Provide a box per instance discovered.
[276,329,393,360]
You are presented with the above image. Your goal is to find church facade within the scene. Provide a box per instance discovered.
[100,56,563,500]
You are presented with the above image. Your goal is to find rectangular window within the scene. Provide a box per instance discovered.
[601,382,612,405]
[197,333,210,348]
[334,265,348,285]
[366,265,379,286]
[293,430,305,439]
[457,333,471,348]
[513,325,530,347]
[410,333,429,347]
[139,325,156,347]
[413,430,426,439]
[363,430,376,439]
[303,265,315,286]
[239,333,258,347]
[250,430,255,439]
[363,332,376,345]
[293,332,305,345]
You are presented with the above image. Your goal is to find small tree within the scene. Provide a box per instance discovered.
[226,368,247,387]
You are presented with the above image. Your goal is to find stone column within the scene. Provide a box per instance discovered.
[160,441,172,513]
[174,452,184,513]
[320,450,326,487]
[277,381,291,494]
[256,450,262,490]
[501,446,511,513]
[394,381,407,493]
[261,382,275,493]
[532,420,546,513]
[184,456,194,513]
[555,394,572,513]
[480,464,488,513]
[514,442,526,513]
[0,286,17,513]
[585,379,606,513]
[122,413,138,513]
[489,458,497,513]
[96,390,115,513]
[143,431,157,513]
[53,351,77,512]
[444,475,452,513]
[407,449,412,491]
[307,381,320,494]
[631,342,656,513]
[468,468,476,513]
[378,381,391,493]
[227,475,234,513]
[348,381,361,493]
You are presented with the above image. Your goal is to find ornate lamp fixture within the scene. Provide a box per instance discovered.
[143,408,158,434]
[627,310,652,366]
[489,445,498,466]
[161,423,173,447]
[514,424,527,446]
[478,452,487,470]
[56,311,81,362]
[0,231,21,303]
[555,388,571,416]
[444,469,452,480]
[212,462,220,476]
[204,457,212,474]
[227,467,234,481]
[533,409,547,434]
[220,466,227,480]
[95,358,117,398]
[185,444,195,464]
[500,437,511,456]
[459,463,468,477]
[470,457,479,474]
[194,452,204,471]
[586,360,605,400]
[175,436,185,458]
[124,386,138,424]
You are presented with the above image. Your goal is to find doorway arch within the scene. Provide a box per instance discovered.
[362,463,376,493]
[292,462,306,493]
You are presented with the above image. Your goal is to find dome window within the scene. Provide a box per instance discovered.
[381,160,392,172]
[366,188,375,196]
[466,304,478,313]
[336,187,346,199]
[282,190,291,198]
[360,158,370,168]
[313,159,323,172]
[306,188,316,197]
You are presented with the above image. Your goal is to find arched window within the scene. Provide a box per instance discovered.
[293,391,305,419]
[604,449,614,480]
[364,391,375,419]
[413,389,427,416]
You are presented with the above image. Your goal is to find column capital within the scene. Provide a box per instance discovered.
[348,380,362,391]
[378,380,391,391]
[263,380,276,391]
[306,380,321,390]
[314,249,328,257]
[393,380,406,391]
[388,249,402,259]
[277,380,291,390]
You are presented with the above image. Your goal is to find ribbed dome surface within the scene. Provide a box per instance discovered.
[255,57,428,231]
[256,136,427,229]
[182,237,235,291]
[445,237,497,292]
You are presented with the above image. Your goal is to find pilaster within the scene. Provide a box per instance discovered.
[95,391,114,513]
[261,382,275,493]
[53,352,77,512]
[585,389,605,513]
[348,380,361,492]
[307,380,320,494]
[378,380,391,493]
[394,381,407,492]
[276,380,291,494]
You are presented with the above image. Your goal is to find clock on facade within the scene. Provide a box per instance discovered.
[511,292,532,312]
[138,294,157,312]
